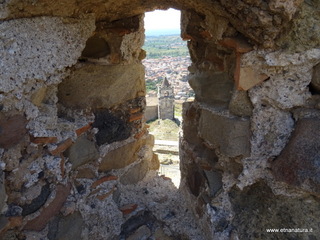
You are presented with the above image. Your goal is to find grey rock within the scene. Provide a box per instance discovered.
[311,63,320,93]
[21,183,51,216]
[48,212,84,240]
[120,160,149,185]
[204,170,222,197]
[199,109,251,157]
[292,108,320,120]
[0,170,6,212]
[272,118,320,195]
[228,90,253,117]
[127,225,151,240]
[230,181,320,240]
[65,135,99,170]
[188,71,233,107]
[0,215,8,230]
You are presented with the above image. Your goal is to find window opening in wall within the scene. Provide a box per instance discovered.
[143,9,193,187]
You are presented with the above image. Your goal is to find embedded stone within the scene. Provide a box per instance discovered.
[120,160,149,185]
[311,62,320,93]
[228,90,253,117]
[127,225,151,240]
[203,170,222,197]
[188,71,234,107]
[48,212,84,240]
[64,135,99,170]
[229,181,320,240]
[24,183,71,231]
[272,118,320,195]
[31,87,47,107]
[58,63,145,110]
[0,115,27,149]
[21,183,51,216]
[237,67,269,91]
[92,109,131,146]
[120,211,155,238]
[0,171,6,212]
[99,136,152,172]
[199,109,251,157]
[219,37,253,53]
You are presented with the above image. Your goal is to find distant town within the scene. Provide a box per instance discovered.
[143,34,194,101]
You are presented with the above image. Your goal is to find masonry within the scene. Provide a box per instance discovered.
[0,1,320,240]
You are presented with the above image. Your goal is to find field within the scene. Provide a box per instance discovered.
[143,35,189,59]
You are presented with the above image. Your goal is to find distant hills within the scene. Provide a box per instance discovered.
[145,29,180,36]
[143,34,188,59]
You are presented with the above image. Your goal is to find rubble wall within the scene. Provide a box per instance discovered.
[0,0,319,240]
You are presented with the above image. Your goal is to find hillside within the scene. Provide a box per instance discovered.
[143,35,189,59]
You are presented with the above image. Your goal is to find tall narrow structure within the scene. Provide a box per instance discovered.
[157,77,175,120]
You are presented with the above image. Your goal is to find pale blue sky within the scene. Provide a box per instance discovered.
[144,8,181,30]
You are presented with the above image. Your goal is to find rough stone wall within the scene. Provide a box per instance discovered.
[0,0,320,240]
[0,12,165,240]
[179,3,320,240]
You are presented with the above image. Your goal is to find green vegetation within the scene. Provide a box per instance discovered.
[146,78,162,92]
[174,102,183,118]
[143,35,189,59]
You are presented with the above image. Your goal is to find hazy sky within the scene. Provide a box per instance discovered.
[144,8,181,30]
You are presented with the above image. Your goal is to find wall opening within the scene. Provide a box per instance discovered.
[143,8,193,187]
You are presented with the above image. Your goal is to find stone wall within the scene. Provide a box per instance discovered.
[0,1,320,240]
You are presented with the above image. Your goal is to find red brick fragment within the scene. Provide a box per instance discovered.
[0,115,27,149]
[24,183,71,231]
[199,30,212,39]
[219,37,253,53]
[130,108,142,114]
[181,33,194,41]
[96,187,115,201]
[129,113,144,122]
[119,204,138,215]
[200,163,213,171]
[0,216,22,237]
[108,28,132,36]
[160,175,172,181]
[30,136,58,145]
[75,123,92,136]
[134,129,146,140]
[91,175,118,189]
[50,138,74,156]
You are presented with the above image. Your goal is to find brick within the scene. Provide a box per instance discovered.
[219,37,253,53]
[160,175,172,181]
[91,175,118,189]
[24,183,71,231]
[129,107,142,114]
[134,129,147,140]
[75,123,92,136]
[96,187,115,201]
[0,216,22,236]
[119,204,138,215]
[129,112,144,122]
[50,138,74,156]
[30,136,58,145]
[0,115,27,149]
[199,30,212,39]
